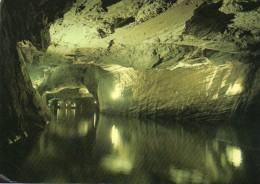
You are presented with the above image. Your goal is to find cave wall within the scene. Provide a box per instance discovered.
[34,60,260,121]
[38,0,260,121]
[96,62,258,120]
[0,0,259,142]
[0,0,75,142]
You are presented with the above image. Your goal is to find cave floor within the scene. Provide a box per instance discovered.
[1,108,260,183]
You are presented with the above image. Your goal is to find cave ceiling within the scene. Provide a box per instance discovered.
[18,0,260,120]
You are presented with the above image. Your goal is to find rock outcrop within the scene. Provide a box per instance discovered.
[34,0,260,120]
[0,0,75,142]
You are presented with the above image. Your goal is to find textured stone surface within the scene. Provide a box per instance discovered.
[36,0,259,120]
[0,0,259,140]
[34,60,259,121]
[0,0,75,141]
[97,63,257,120]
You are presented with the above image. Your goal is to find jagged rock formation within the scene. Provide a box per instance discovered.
[0,0,259,140]
[36,0,260,119]
[0,0,75,141]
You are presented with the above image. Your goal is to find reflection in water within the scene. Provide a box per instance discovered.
[93,113,97,127]
[15,109,260,183]
[111,125,120,148]
[57,108,76,121]
[169,167,204,184]
[78,121,89,136]
[102,124,133,174]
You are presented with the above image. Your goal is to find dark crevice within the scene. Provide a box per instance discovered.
[75,0,88,13]
[151,57,163,68]
[236,62,260,121]
[114,17,135,29]
[101,0,121,11]
[96,17,135,38]
[76,4,86,13]
[97,28,107,38]
[184,1,235,38]
[248,42,260,54]
[37,0,76,23]
[238,1,260,11]
[202,49,219,58]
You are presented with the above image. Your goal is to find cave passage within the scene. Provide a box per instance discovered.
[1,0,260,183]
[1,106,260,183]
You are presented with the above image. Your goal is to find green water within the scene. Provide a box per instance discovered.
[1,108,260,183]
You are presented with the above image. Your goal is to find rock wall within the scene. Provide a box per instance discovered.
[40,0,260,121]
[34,60,259,121]
[0,0,259,142]
[96,63,258,120]
[0,0,75,142]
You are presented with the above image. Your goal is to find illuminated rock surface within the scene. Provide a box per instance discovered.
[1,0,260,138]
[0,0,260,182]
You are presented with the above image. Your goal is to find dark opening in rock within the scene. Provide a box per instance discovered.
[114,17,135,28]
[184,2,235,38]
[238,1,260,11]
[101,0,121,11]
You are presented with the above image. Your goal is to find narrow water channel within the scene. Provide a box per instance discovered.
[1,107,260,183]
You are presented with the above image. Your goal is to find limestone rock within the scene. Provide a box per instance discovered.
[0,0,259,141]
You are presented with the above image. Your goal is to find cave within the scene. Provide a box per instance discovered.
[0,0,260,183]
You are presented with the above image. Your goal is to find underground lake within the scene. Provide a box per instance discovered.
[1,104,260,183]
[1,0,260,183]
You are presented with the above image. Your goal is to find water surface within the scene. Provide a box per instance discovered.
[1,108,260,183]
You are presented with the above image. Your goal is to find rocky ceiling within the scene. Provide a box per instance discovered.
[0,0,260,141]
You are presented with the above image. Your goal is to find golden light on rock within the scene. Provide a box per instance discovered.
[226,145,242,167]
[111,84,122,100]
[226,82,243,96]
[79,88,89,94]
